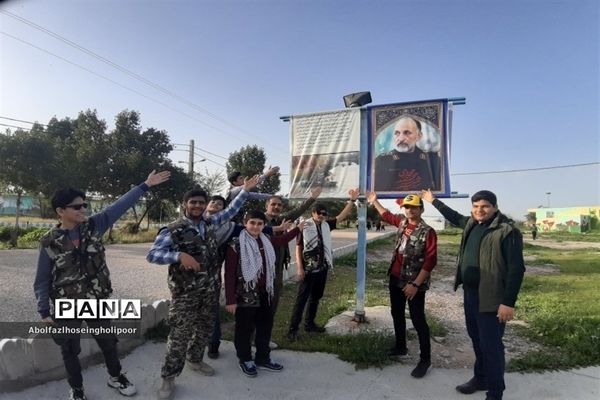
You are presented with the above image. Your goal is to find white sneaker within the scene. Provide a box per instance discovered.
[187,360,215,376]
[107,373,137,396]
[157,377,175,400]
[69,387,88,400]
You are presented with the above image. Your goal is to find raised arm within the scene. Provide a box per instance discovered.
[210,175,260,225]
[421,189,470,229]
[366,191,387,216]
[335,188,359,223]
[91,170,171,234]
[366,190,404,227]
[281,186,322,221]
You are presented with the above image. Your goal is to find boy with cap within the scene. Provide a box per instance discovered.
[366,191,437,378]
[421,189,525,400]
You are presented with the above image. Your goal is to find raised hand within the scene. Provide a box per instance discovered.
[243,174,260,191]
[266,165,280,177]
[348,188,360,201]
[365,191,377,204]
[278,219,292,231]
[420,189,435,203]
[145,170,171,187]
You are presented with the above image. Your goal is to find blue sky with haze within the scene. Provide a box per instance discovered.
[1,0,598,219]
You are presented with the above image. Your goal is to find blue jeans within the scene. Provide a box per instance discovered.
[464,287,506,399]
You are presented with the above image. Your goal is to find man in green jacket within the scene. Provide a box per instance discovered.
[421,189,525,400]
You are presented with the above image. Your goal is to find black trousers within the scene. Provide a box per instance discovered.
[289,269,328,331]
[52,318,121,389]
[389,277,431,361]
[234,292,274,364]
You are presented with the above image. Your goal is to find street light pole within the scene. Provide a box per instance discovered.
[188,139,195,177]
[546,192,551,208]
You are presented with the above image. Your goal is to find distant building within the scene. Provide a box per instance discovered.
[0,194,39,216]
[528,206,600,233]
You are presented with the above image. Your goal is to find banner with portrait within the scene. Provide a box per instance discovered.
[368,100,451,197]
[289,108,361,199]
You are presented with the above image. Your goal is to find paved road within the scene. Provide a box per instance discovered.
[0,230,389,323]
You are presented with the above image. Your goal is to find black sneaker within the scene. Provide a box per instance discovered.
[69,387,87,400]
[456,376,486,394]
[387,347,409,357]
[287,330,298,342]
[256,360,284,372]
[239,361,258,378]
[411,359,431,378]
[207,342,220,359]
[107,372,137,396]
[304,324,326,333]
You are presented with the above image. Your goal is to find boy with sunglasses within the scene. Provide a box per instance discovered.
[34,170,171,400]
[286,189,359,341]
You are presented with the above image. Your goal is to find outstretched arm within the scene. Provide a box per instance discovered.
[281,186,322,221]
[366,191,387,216]
[92,170,171,235]
[421,189,469,229]
[335,188,359,223]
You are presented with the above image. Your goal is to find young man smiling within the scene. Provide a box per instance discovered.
[286,188,359,341]
[34,170,171,400]
[421,189,525,400]
[367,192,437,378]
[147,176,259,400]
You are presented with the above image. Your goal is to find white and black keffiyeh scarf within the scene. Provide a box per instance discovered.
[239,229,276,299]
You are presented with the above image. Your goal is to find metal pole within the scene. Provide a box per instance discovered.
[188,139,195,177]
[546,192,551,208]
[353,108,369,323]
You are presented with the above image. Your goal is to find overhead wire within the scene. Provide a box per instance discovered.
[451,162,599,176]
[0,9,288,153]
[0,116,47,127]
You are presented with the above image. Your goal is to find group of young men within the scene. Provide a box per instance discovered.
[34,166,524,400]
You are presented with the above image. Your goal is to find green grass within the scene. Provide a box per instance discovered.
[537,230,600,243]
[507,246,600,372]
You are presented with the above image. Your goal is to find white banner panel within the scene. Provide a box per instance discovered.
[290,109,360,199]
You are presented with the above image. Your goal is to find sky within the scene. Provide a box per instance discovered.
[0,0,598,220]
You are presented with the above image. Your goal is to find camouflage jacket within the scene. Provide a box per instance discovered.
[40,221,112,300]
[391,219,433,290]
[166,217,220,296]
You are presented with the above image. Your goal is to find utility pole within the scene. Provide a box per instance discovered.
[188,139,195,177]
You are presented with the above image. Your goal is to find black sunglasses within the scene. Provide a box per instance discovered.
[65,203,88,210]
[318,211,328,216]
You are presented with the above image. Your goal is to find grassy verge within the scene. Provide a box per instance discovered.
[507,245,600,371]
[270,236,447,369]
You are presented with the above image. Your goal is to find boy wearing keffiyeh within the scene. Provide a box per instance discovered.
[224,210,304,377]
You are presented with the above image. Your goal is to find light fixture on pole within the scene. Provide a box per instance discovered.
[343,91,372,108]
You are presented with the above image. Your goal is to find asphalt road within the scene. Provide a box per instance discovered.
[0,230,388,323]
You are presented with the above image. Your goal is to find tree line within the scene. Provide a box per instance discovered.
[0,109,280,230]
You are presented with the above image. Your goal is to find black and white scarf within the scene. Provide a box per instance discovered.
[239,230,276,299]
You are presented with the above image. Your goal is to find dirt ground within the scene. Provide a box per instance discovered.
[366,243,550,370]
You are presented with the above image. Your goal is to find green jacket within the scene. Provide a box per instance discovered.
[432,199,525,312]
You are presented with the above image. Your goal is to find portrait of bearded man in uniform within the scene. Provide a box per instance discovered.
[373,116,441,192]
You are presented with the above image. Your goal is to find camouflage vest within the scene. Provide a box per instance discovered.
[40,221,112,300]
[227,237,261,307]
[392,220,432,290]
[166,217,220,296]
